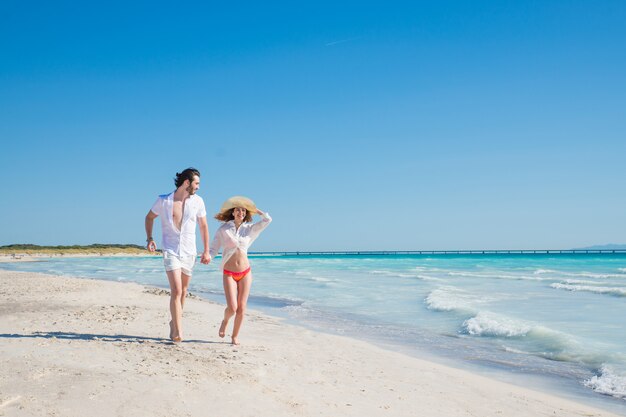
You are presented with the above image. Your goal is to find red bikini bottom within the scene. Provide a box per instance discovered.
[223,267,251,282]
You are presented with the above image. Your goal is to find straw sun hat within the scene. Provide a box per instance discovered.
[217,196,258,216]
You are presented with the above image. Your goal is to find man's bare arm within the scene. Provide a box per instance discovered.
[198,216,211,264]
[145,211,158,252]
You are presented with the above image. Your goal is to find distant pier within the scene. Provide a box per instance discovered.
[249,249,626,256]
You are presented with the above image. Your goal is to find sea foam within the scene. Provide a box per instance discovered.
[447,271,545,281]
[424,286,479,314]
[533,269,556,275]
[535,269,626,279]
[561,278,612,286]
[370,270,437,281]
[308,276,334,283]
[584,365,626,399]
[550,283,626,297]
[463,312,532,337]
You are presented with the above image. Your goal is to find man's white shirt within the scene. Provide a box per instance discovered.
[150,192,207,257]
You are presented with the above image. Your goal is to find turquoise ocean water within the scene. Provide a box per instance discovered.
[3,253,626,413]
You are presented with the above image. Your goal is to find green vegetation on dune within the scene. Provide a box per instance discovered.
[0,243,149,255]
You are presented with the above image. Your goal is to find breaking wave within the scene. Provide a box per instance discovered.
[550,283,626,297]
[584,365,626,399]
[463,312,533,337]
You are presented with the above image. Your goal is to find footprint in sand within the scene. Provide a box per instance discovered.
[0,396,22,409]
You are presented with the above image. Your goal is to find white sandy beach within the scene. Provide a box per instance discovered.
[0,269,620,417]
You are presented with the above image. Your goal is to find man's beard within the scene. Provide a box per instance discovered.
[187,185,196,195]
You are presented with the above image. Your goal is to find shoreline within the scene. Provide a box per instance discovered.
[0,269,622,417]
[249,292,626,416]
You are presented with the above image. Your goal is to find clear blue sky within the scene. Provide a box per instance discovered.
[1,1,625,251]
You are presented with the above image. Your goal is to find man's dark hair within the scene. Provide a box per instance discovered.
[174,168,201,188]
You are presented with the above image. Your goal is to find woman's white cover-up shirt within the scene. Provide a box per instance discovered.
[209,212,272,268]
[150,192,207,257]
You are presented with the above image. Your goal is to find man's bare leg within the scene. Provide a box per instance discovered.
[220,275,238,339]
[181,272,191,309]
[231,273,252,345]
[166,269,184,342]
[169,272,191,339]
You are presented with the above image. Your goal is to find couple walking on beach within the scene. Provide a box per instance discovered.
[144,167,271,345]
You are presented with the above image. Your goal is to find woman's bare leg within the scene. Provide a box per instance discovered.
[220,274,238,338]
[231,273,252,345]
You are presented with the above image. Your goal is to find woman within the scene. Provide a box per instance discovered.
[210,196,272,345]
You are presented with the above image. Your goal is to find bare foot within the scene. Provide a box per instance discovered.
[231,336,240,346]
[170,322,182,343]
[219,320,227,338]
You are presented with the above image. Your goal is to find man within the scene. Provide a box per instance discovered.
[145,167,211,342]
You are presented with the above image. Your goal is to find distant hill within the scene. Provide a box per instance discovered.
[574,244,626,250]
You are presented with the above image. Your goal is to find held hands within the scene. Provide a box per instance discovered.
[147,240,157,253]
[200,251,211,265]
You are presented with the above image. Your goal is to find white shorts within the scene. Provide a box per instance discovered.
[163,252,196,276]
